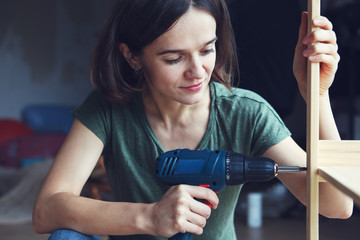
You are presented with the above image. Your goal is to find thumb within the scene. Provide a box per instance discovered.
[297,11,308,48]
[293,11,309,100]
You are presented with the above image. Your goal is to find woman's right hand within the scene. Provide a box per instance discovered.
[149,185,219,238]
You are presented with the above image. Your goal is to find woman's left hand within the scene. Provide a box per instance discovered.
[293,11,340,100]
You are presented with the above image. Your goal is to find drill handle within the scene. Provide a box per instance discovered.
[169,232,192,240]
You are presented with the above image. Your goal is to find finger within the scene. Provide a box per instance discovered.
[172,207,205,235]
[169,185,217,212]
[188,197,212,219]
[189,186,219,209]
[303,42,338,59]
[181,219,204,235]
[296,12,308,49]
[308,53,340,66]
[303,28,337,45]
[313,16,333,31]
[174,209,205,234]
[187,209,207,229]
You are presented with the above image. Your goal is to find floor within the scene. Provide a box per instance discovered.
[234,213,360,240]
[1,212,359,240]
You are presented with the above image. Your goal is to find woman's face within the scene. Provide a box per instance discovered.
[138,7,217,105]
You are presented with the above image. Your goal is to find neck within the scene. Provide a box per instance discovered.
[142,86,211,130]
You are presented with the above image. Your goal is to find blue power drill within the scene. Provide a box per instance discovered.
[155,148,306,240]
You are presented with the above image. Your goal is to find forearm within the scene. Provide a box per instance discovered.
[33,192,155,236]
[318,182,353,219]
[265,137,353,219]
[317,92,353,218]
[282,174,353,219]
[318,92,340,140]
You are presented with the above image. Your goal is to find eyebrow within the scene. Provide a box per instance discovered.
[156,37,218,56]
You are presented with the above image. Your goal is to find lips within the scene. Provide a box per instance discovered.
[182,82,204,92]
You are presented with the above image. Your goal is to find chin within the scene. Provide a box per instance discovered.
[181,95,207,105]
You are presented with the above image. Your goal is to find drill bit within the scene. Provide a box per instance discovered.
[274,164,307,176]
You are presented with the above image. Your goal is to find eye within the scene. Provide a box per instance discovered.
[201,48,215,55]
[165,56,183,65]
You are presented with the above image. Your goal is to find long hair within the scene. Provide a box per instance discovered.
[91,0,238,103]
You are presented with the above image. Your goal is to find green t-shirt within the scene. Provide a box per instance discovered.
[73,82,291,240]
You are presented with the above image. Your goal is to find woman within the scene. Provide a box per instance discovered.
[33,0,353,239]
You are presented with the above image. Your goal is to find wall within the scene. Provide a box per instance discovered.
[1,0,358,139]
[0,0,115,119]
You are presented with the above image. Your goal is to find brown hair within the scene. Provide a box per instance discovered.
[91,0,238,103]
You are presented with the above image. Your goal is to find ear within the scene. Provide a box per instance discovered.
[119,43,141,71]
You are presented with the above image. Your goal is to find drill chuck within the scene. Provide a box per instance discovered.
[226,151,278,185]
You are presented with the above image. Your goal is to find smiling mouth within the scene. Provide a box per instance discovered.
[182,82,204,92]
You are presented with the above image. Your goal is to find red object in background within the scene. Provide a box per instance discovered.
[0,133,66,168]
[0,118,33,145]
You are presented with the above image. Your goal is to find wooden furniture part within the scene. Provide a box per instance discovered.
[306,0,360,240]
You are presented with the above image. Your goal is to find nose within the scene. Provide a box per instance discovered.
[184,55,206,79]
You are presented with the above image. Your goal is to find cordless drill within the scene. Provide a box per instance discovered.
[155,148,306,240]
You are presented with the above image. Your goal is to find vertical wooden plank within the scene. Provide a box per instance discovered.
[306,0,321,240]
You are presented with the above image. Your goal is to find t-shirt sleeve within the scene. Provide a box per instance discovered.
[72,90,111,145]
[250,100,291,156]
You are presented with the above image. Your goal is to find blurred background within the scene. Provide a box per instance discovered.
[0,0,359,239]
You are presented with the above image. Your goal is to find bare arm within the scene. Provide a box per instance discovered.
[32,119,155,235]
[262,137,353,219]
[33,119,218,237]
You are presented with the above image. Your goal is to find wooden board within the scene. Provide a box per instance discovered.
[306,0,321,239]
[319,140,360,167]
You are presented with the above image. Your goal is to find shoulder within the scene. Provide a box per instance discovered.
[211,81,274,111]
[76,90,137,114]
[84,90,111,105]
[73,90,139,145]
[211,81,286,128]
